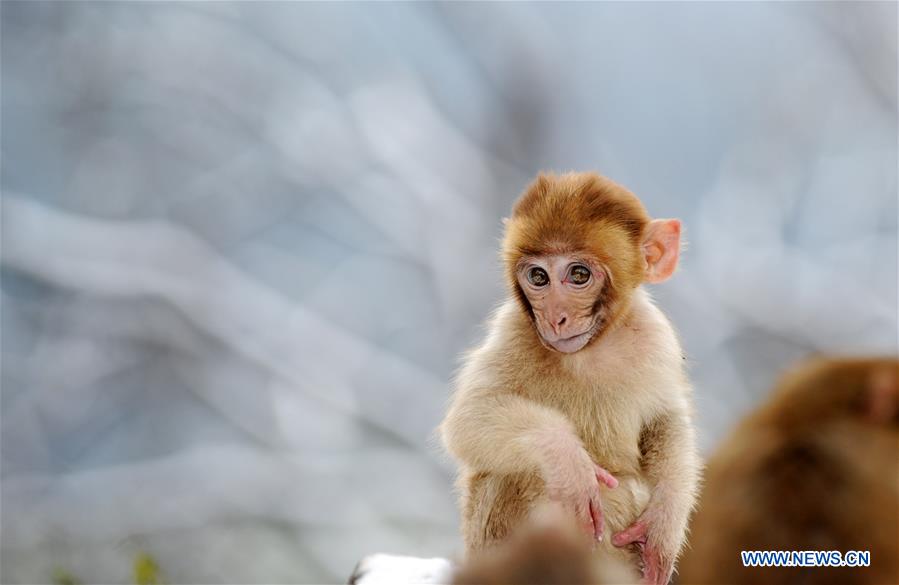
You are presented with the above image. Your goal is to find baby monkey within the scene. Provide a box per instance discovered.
[679,357,899,585]
[441,172,700,585]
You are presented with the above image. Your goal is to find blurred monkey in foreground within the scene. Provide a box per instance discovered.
[440,172,700,585]
[680,357,899,585]
[451,505,636,585]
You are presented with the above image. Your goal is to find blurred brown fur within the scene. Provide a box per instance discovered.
[679,357,899,585]
[452,505,636,585]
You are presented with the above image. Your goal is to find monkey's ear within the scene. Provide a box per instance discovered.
[866,365,898,424]
[642,219,681,283]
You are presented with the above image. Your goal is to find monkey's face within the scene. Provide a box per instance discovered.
[516,254,608,353]
[503,172,681,353]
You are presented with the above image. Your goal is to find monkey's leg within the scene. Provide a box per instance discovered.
[460,471,545,555]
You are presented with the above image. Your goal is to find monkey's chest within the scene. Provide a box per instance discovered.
[557,393,644,475]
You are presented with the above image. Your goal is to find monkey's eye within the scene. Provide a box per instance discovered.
[567,264,591,285]
[527,267,549,287]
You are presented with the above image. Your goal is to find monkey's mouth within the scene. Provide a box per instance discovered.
[544,326,598,354]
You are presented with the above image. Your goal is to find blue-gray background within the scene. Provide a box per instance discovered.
[2,2,896,583]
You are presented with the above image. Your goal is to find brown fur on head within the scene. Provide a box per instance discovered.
[502,172,679,352]
[756,356,899,430]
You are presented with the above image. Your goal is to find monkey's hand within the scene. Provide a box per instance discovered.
[611,516,675,585]
[542,449,618,543]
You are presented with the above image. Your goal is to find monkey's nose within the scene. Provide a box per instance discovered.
[551,315,567,335]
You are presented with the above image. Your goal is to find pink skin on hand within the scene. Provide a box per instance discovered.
[539,430,618,544]
[612,519,673,585]
[588,465,619,542]
[548,463,618,544]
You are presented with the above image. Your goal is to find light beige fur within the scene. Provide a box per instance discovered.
[441,288,699,577]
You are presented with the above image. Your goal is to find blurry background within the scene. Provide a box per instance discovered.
[2,2,896,583]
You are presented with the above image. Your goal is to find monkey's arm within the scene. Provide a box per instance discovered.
[441,391,583,475]
[441,389,618,540]
[613,405,700,585]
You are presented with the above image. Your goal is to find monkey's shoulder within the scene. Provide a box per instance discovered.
[457,301,553,373]
[572,292,686,381]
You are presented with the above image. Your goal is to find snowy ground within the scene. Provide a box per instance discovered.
[350,555,453,585]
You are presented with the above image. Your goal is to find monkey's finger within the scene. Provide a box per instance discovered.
[611,520,647,547]
[589,497,604,542]
[573,502,594,537]
[641,547,667,585]
[642,554,660,585]
[594,465,619,489]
